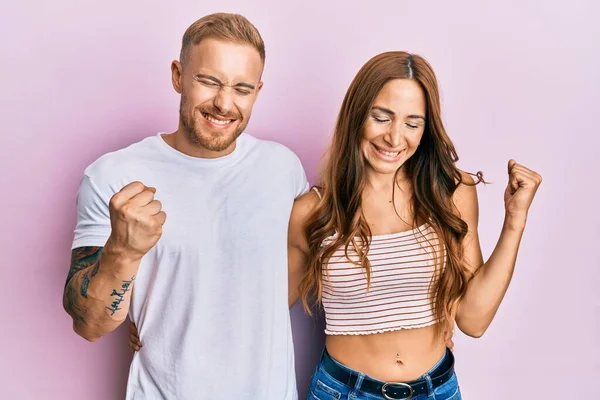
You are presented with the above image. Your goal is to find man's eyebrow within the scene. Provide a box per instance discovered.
[234,82,256,90]
[194,74,256,90]
[194,73,222,84]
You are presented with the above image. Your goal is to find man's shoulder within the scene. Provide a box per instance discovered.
[245,134,301,165]
[83,135,159,181]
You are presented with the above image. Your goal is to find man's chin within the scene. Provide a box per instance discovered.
[196,134,238,152]
[185,120,246,151]
[203,141,235,152]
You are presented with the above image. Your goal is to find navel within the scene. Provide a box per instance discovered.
[395,352,403,365]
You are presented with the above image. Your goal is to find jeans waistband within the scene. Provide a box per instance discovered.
[320,348,455,399]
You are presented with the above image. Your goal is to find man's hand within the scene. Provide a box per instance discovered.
[128,322,142,355]
[106,181,167,260]
[444,326,455,352]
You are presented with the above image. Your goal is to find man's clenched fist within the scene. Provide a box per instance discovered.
[107,181,167,260]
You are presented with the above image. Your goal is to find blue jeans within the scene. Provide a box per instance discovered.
[307,348,461,400]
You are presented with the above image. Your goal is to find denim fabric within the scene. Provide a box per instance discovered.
[307,348,461,400]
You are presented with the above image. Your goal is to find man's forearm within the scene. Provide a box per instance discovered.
[63,244,141,341]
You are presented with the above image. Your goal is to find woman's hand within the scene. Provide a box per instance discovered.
[504,159,542,226]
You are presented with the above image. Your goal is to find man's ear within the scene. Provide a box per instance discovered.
[171,60,183,94]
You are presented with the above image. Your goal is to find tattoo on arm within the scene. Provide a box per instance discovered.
[106,277,135,316]
[66,247,134,321]
[80,259,101,298]
[64,247,102,324]
[66,246,103,288]
[65,284,87,326]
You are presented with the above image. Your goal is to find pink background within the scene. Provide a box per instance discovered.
[1,1,598,398]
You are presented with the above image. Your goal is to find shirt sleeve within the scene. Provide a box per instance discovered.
[293,155,310,198]
[71,174,112,249]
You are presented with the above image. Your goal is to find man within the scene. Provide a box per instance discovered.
[63,13,308,399]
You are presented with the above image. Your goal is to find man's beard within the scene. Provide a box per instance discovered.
[180,100,248,152]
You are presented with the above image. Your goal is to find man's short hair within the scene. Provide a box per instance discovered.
[180,13,265,67]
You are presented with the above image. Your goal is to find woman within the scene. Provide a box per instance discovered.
[286,51,541,400]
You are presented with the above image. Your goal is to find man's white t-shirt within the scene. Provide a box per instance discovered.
[72,133,309,399]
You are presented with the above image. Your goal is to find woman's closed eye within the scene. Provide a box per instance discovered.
[371,114,390,123]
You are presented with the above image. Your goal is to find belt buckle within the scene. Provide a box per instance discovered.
[381,382,413,400]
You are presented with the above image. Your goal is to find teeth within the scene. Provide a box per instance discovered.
[203,113,232,125]
[378,149,399,157]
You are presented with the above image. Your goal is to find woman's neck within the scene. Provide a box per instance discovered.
[364,168,410,199]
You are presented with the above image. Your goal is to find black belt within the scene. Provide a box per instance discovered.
[320,348,455,399]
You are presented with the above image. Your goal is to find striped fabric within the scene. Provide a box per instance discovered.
[321,224,443,335]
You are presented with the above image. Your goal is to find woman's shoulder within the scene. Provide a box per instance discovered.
[292,187,322,220]
[456,170,477,186]
[289,187,322,249]
[453,170,480,215]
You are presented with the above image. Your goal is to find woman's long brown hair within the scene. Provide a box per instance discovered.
[298,51,483,335]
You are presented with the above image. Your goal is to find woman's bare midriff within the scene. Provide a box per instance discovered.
[325,325,447,382]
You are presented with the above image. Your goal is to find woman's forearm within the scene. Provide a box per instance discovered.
[456,213,526,337]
